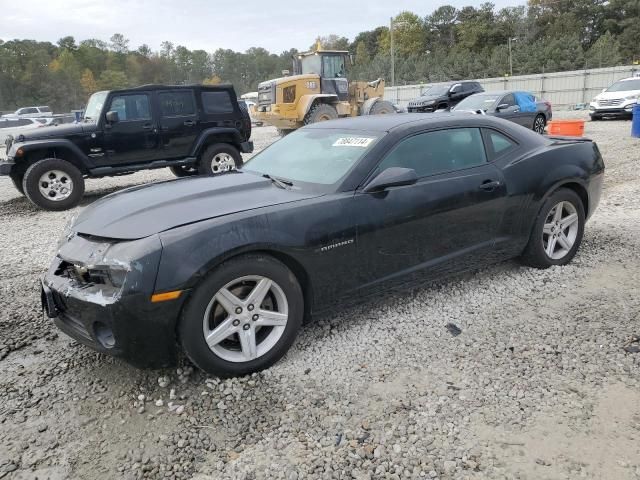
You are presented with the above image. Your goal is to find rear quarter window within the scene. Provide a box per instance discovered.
[159,91,196,117]
[201,91,235,114]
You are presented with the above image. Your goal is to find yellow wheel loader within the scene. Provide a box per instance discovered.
[254,48,395,133]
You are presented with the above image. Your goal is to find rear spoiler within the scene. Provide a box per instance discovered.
[546,135,592,144]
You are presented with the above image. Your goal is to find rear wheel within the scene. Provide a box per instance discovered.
[520,188,585,268]
[169,165,199,178]
[533,114,546,134]
[304,103,338,124]
[369,100,395,115]
[179,254,304,377]
[198,143,242,175]
[22,158,84,211]
[590,114,601,121]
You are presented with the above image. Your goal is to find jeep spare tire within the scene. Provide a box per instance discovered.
[198,144,243,175]
[22,158,85,211]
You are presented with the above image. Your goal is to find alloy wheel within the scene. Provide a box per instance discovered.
[211,153,236,173]
[202,275,289,362]
[38,170,73,201]
[534,116,546,134]
[542,201,579,260]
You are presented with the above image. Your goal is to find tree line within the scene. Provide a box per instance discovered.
[0,0,638,112]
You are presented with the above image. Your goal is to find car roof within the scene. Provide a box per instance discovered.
[470,90,532,96]
[112,84,234,93]
[304,112,521,133]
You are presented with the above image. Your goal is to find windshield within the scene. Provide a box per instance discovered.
[422,84,451,96]
[453,94,501,111]
[301,55,322,75]
[84,91,108,122]
[243,128,382,186]
[606,79,640,92]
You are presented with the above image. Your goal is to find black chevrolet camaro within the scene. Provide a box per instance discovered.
[42,114,604,377]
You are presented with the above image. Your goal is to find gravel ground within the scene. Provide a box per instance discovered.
[1,114,639,480]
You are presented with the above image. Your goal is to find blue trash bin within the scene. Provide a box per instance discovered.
[632,103,640,138]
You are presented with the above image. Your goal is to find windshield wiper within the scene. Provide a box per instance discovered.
[263,174,293,189]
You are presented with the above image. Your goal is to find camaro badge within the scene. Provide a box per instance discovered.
[318,239,354,253]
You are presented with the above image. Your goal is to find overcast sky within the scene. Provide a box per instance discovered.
[2,0,526,53]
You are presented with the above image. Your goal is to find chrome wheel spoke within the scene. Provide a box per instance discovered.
[560,213,578,229]
[553,202,564,222]
[238,327,257,360]
[255,309,288,326]
[557,232,571,250]
[246,278,272,307]
[543,223,554,235]
[205,317,237,347]
[545,236,557,256]
[215,288,242,315]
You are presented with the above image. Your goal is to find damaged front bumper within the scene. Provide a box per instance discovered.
[42,233,187,368]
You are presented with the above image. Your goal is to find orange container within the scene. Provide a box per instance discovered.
[546,119,585,137]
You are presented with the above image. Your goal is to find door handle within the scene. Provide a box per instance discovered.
[142,124,153,130]
[479,180,501,191]
[183,120,195,127]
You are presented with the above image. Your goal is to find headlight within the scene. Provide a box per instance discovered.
[625,94,639,101]
[422,100,435,106]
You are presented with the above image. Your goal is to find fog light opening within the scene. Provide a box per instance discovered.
[94,322,116,349]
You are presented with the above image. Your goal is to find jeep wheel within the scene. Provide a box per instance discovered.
[9,172,25,195]
[170,165,199,178]
[198,144,243,175]
[22,158,84,211]
[304,104,338,124]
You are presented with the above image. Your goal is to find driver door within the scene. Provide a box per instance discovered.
[320,55,349,102]
[353,127,507,289]
[494,93,523,124]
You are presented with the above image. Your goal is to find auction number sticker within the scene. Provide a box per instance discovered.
[333,137,375,147]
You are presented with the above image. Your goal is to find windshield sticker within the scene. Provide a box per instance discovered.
[333,137,375,147]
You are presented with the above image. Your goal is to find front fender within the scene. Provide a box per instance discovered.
[297,94,339,119]
[10,139,91,169]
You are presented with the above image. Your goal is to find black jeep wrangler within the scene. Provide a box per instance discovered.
[407,81,484,113]
[0,84,252,210]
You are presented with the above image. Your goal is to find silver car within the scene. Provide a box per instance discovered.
[451,91,552,134]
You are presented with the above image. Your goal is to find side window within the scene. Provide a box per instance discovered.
[23,107,38,114]
[16,119,32,126]
[39,106,52,113]
[462,83,475,92]
[201,91,234,114]
[485,129,517,158]
[376,128,487,178]
[159,91,196,117]
[108,94,151,121]
[501,94,516,107]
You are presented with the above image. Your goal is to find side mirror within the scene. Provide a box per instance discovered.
[105,111,119,123]
[363,167,418,193]
[496,103,510,111]
[601,88,607,93]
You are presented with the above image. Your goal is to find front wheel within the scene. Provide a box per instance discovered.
[22,158,84,211]
[533,114,546,134]
[179,254,304,377]
[520,188,585,269]
[198,144,243,175]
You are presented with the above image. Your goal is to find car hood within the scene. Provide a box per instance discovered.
[408,94,445,106]
[19,123,94,140]
[594,89,640,101]
[72,172,322,240]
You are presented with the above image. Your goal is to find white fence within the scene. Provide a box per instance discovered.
[385,64,640,109]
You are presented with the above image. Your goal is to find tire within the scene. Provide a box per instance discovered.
[9,172,25,195]
[169,165,199,178]
[197,143,243,175]
[533,114,546,134]
[304,103,338,125]
[590,114,601,121]
[22,158,84,211]
[520,188,585,269]
[179,254,304,377]
[369,100,396,115]
[237,101,252,140]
